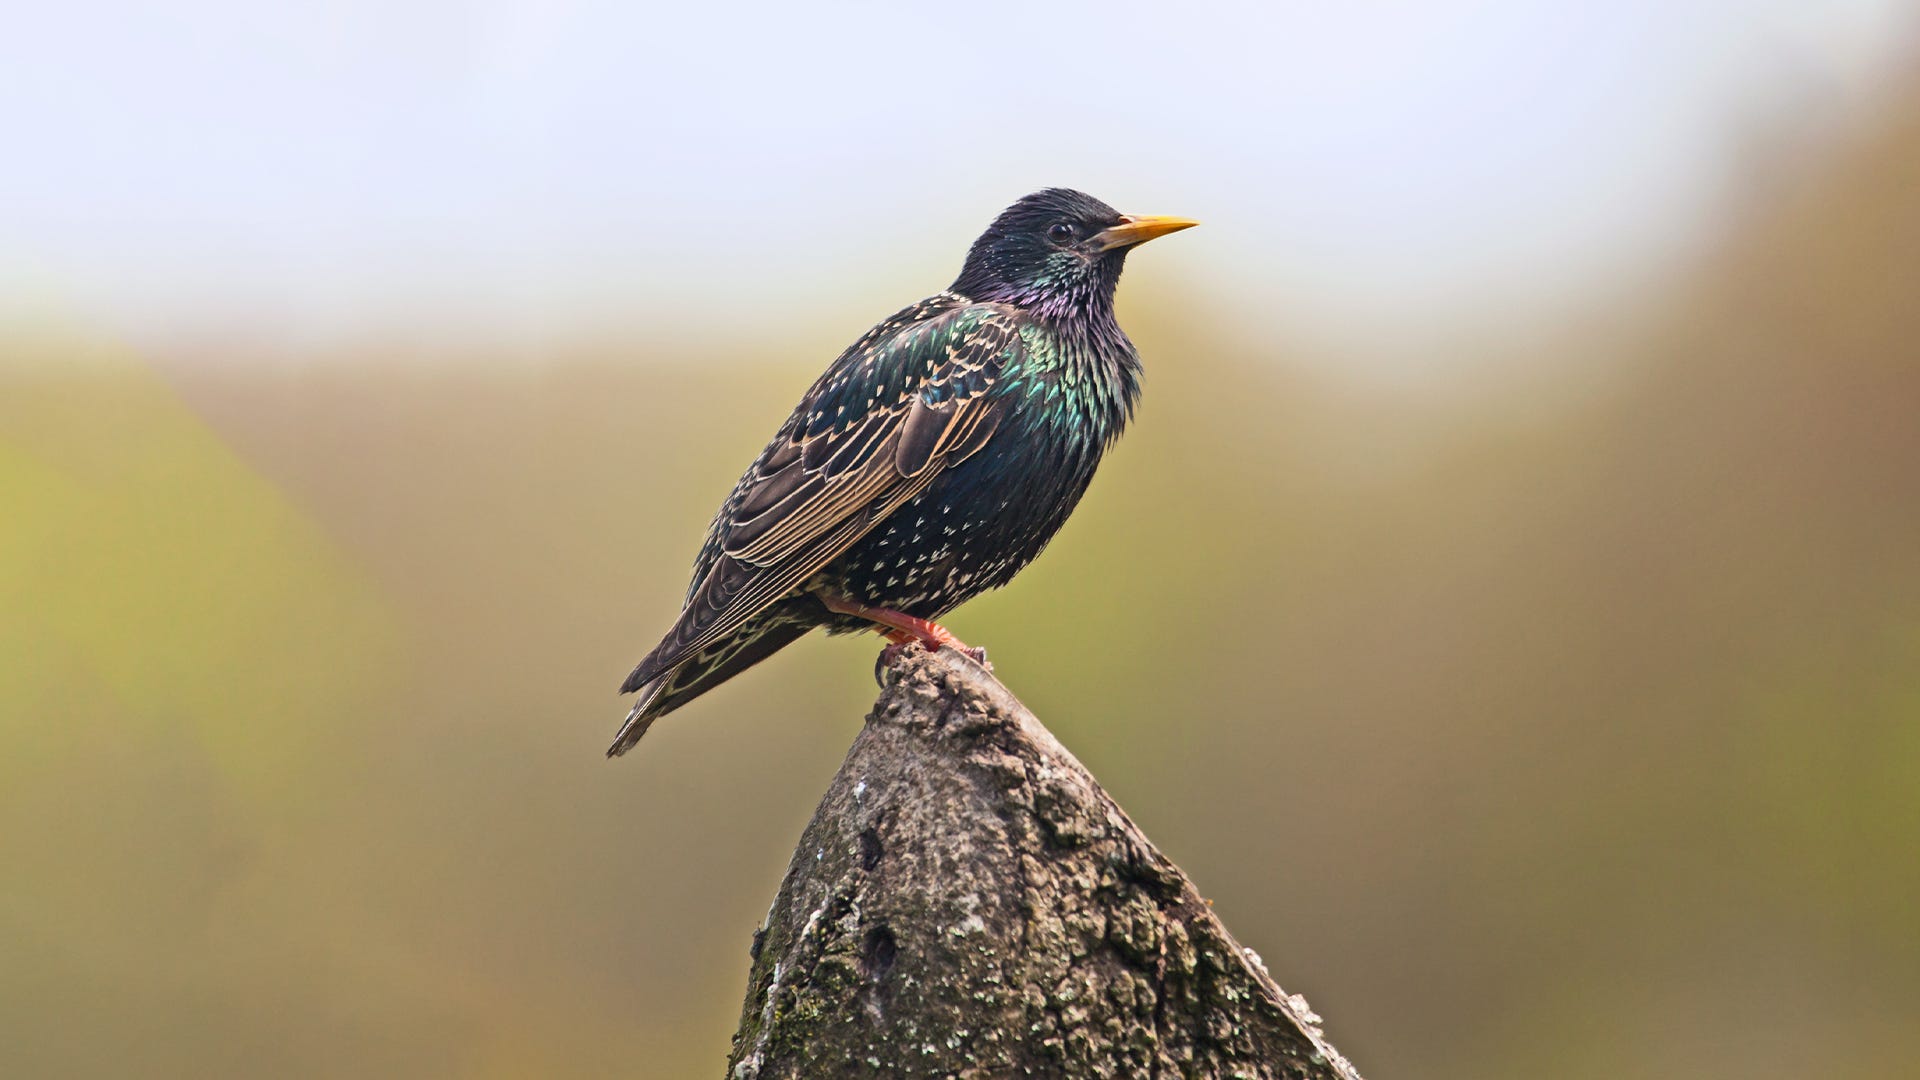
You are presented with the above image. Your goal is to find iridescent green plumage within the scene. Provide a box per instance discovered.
[610,189,1193,755]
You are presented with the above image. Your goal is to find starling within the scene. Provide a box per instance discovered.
[610,189,1194,756]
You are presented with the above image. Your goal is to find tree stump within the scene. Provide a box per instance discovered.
[727,646,1365,1080]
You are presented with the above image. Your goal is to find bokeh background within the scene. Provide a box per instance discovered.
[5,3,1920,1077]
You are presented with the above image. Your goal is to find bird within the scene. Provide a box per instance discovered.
[609,188,1195,756]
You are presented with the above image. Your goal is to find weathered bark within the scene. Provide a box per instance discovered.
[727,646,1364,1080]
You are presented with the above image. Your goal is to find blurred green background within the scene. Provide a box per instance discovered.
[5,4,1920,1078]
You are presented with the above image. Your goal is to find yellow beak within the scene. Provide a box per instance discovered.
[1091,214,1199,252]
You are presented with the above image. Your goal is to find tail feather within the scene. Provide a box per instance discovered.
[606,678,671,758]
[607,615,813,758]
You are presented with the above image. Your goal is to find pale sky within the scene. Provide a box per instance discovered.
[3,1,1915,364]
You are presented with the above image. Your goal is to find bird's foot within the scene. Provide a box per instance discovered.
[888,629,989,668]
[818,592,967,651]
[875,637,913,686]
[872,637,990,685]
[820,593,991,678]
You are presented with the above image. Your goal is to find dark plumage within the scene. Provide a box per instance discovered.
[610,189,1194,755]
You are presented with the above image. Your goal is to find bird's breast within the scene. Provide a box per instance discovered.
[822,391,1109,618]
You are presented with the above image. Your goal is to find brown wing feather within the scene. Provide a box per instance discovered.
[618,302,1020,695]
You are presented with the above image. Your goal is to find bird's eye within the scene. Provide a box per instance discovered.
[1046,223,1075,243]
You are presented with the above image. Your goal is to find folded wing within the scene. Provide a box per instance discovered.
[619,303,1021,697]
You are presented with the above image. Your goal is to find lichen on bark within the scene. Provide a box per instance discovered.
[727,647,1363,1080]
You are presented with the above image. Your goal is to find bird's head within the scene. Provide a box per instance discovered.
[951,188,1195,319]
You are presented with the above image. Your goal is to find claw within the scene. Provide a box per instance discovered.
[874,641,905,685]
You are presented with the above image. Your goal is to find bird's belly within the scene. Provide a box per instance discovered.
[815,438,1097,618]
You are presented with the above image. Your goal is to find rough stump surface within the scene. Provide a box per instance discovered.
[727,647,1364,1080]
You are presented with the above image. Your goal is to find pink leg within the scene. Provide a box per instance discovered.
[816,592,988,666]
